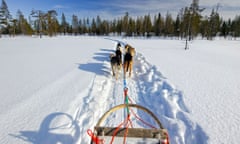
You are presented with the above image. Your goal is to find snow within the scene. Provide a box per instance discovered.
[0,36,240,144]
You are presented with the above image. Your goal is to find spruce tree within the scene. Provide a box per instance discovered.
[143,14,152,37]
[91,18,97,35]
[122,12,129,36]
[0,0,12,36]
[71,14,78,35]
[135,16,143,36]
[164,12,174,37]
[60,13,68,35]
[153,13,163,36]
[232,16,240,38]
[15,10,33,35]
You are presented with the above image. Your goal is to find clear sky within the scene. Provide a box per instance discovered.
[4,0,240,22]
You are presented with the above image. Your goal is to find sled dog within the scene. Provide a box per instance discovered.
[110,53,122,79]
[124,44,135,77]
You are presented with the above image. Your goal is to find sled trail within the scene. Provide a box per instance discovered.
[76,46,208,144]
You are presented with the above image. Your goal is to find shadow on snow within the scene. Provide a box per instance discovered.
[9,112,80,144]
[78,48,114,76]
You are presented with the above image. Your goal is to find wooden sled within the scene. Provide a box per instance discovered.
[90,104,170,144]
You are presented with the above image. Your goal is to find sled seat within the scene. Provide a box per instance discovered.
[94,126,168,139]
[94,127,168,143]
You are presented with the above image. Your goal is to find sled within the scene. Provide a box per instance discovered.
[89,104,170,144]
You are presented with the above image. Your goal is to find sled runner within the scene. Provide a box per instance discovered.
[88,104,169,144]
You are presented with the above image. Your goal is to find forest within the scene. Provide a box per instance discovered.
[0,0,240,39]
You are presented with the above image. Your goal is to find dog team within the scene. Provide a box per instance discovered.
[110,42,136,79]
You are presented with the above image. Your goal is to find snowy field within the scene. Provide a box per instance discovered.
[0,36,240,144]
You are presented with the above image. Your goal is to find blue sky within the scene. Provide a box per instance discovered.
[4,0,240,22]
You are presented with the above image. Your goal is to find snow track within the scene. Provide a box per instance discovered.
[72,48,127,143]
[74,48,208,143]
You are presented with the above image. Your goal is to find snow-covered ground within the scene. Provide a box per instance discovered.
[0,36,239,144]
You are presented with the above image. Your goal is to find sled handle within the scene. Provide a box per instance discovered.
[96,104,164,129]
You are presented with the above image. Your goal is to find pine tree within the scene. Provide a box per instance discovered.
[14,10,33,35]
[135,16,143,36]
[86,18,90,32]
[181,0,204,49]
[100,20,109,35]
[153,13,164,36]
[46,10,58,36]
[0,0,12,36]
[232,16,240,38]
[16,10,24,34]
[174,14,181,37]
[208,8,221,40]
[189,0,204,39]
[122,12,129,36]
[78,19,82,34]
[60,13,68,35]
[199,16,209,38]
[109,19,116,34]
[164,12,174,37]
[221,21,228,38]
[30,10,45,38]
[91,18,97,35]
[96,15,101,35]
[71,14,78,35]
[82,18,88,34]
[143,14,152,37]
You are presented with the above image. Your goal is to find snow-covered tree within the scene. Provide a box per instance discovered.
[0,0,12,36]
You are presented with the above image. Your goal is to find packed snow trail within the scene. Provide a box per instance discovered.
[76,47,208,143]
[74,47,129,143]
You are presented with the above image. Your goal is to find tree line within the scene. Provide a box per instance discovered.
[1,0,240,39]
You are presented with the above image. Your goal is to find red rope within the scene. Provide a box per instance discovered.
[130,108,157,129]
[123,122,130,143]
[87,129,104,144]
[110,114,132,144]
[165,131,170,144]
[110,117,126,143]
[124,87,128,96]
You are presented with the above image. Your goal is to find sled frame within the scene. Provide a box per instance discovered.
[92,104,169,143]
